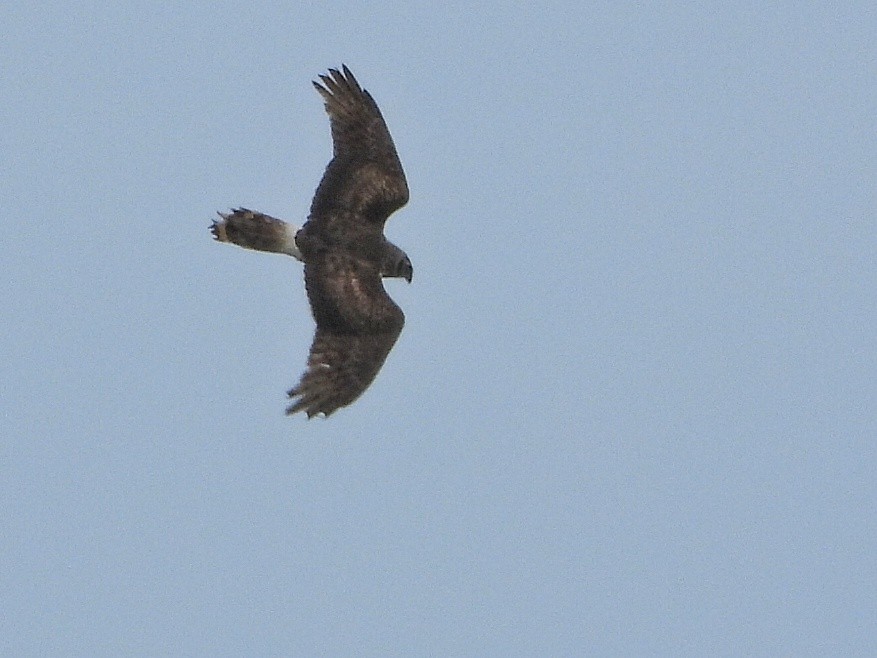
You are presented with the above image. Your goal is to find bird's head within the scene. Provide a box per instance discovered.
[381,242,413,283]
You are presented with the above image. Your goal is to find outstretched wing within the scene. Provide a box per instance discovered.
[211,208,301,259]
[286,323,403,418]
[286,253,404,418]
[309,66,408,228]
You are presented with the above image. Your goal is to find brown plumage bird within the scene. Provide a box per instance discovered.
[212,66,412,418]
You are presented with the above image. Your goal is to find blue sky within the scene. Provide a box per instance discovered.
[2,3,875,655]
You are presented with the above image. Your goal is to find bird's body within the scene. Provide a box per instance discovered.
[212,66,411,418]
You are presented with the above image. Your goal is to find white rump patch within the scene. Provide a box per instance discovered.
[282,222,303,261]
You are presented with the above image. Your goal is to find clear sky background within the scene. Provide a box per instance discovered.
[2,3,875,655]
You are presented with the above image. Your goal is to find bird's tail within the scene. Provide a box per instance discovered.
[211,208,302,260]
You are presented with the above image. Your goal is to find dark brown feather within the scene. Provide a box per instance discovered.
[213,66,410,418]
[307,66,409,229]
[286,321,403,418]
[281,66,410,417]
[286,248,404,417]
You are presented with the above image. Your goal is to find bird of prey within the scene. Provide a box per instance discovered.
[211,66,412,418]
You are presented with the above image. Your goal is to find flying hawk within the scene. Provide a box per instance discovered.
[211,66,412,418]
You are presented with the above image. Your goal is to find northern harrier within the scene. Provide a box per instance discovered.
[212,66,412,418]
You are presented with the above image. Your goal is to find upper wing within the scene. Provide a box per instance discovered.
[286,253,404,418]
[308,66,409,228]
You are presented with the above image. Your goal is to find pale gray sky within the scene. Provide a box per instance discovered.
[2,3,875,655]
